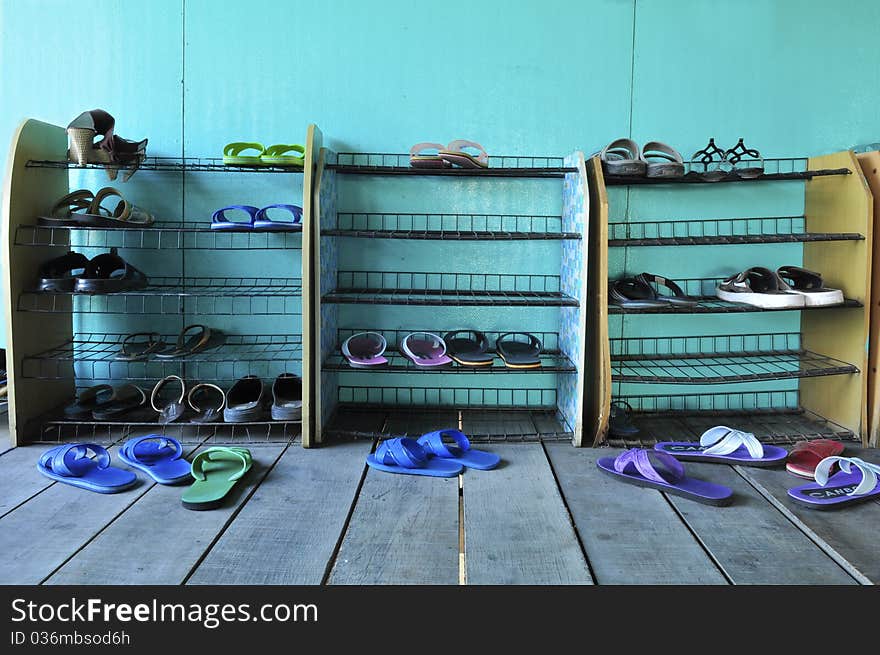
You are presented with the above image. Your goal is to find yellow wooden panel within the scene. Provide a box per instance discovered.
[802,151,872,444]
[310,147,329,446]
[585,156,610,446]
[300,124,321,447]
[856,151,880,446]
[2,120,73,446]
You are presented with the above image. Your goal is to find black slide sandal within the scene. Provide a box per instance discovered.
[64,384,114,418]
[38,251,89,292]
[443,330,494,367]
[496,332,543,369]
[91,384,147,419]
[74,248,148,294]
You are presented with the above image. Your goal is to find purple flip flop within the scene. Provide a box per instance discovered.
[787,456,880,510]
[597,448,733,506]
[655,426,787,467]
[399,332,452,368]
[341,332,388,368]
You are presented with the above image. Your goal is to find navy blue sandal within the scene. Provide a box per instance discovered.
[253,204,302,231]
[211,205,259,231]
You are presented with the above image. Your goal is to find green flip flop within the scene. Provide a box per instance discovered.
[222,142,266,166]
[260,144,305,167]
[181,447,252,511]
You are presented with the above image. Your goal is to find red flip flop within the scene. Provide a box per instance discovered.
[786,439,845,479]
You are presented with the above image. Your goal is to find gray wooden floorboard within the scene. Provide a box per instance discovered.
[46,444,287,585]
[463,444,593,584]
[667,461,857,585]
[0,445,59,516]
[187,440,370,585]
[737,456,880,584]
[0,446,154,584]
[328,466,459,585]
[546,443,727,584]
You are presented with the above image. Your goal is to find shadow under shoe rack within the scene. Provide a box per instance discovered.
[311,151,590,445]
[1,119,322,446]
[586,152,873,447]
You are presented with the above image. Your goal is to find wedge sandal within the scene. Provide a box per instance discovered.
[181,447,253,510]
[67,109,147,182]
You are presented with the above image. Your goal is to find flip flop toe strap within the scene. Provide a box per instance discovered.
[122,435,183,465]
[614,448,684,484]
[815,457,880,496]
[700,426,764,459]
[375,438,428,469]
[418,429,471,458]
[191,447,252,482]
[44,443,110,477]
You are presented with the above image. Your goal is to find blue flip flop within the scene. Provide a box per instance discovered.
[37,443,137,494]
[118,435,192,485]
[211,205,259,231]
[366,437,463,477]
[253,204,303,231]
[417,429,500,470]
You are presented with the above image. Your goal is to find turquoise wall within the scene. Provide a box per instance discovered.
[1,0,878,404]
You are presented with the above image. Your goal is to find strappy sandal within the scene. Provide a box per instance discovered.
[439,140,489,169]
[690,138,732,181]
[76,187,154,228]
[222,142,265,166]
[38,251,89,292]
[38,190,95,227]
[641,141,685,178]
[155,324,225,359]
[410,142,452,169]
[725,138,764,178]
[599,138,645,176]
[260,144,305,167]
[609,400,640,438]
[637,273,697,306]
[443,330,494,367]
[67,109,147,182]
[253,204,302,232]
[91,384,147,420]
[496,332,542,369]
[151,375,187,423]
[115,332,165,361]
[187,383,226,423]
[74,248,148,294]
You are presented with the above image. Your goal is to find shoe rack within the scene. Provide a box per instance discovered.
[310,149,590,447]
[1,118,321,446]
[586,150,874,447]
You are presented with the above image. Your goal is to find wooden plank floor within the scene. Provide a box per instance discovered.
[0,438,874,585]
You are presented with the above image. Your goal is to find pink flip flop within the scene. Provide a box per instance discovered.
[399,332,452,368]
[341,332,388,368]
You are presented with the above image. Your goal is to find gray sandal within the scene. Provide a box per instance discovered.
[642,141,685,178]
[599,138,645,176]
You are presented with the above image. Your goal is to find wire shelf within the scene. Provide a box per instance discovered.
[323,213,580,240]
[611,332,858,384]
[26,157,305,174]
[603,158,850,185]
[607,390,856,447]
[324,270,578,306]
[329,152,575,177]
[325,405,571,442]
[323,352,573,373]
[22,333,302,381]
[17,223,302,250]
[608,277,862,314]
[337,384,558,408]
[20,277,302,315]
[608,216,864,247]
[336,328,561,351]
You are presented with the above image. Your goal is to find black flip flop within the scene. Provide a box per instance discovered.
[115,332,165,361]
[271,373,302,421]
[74,248,148,294]
[443,330,494,367]
[38,251,89,292]
[91,384,147,419]
[155,324,226,359]
[609,400,640,438]
[63,384,114,418]
[496,332,542,369]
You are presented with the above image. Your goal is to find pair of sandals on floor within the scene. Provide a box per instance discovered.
[600,137,763,180]
[601,427,876,510]
[38,248,147,294]
[367,429,500,477]
[410,140,488,169]
[38,437,252,511]
[341,330,543,369]
[151,373,302,424]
